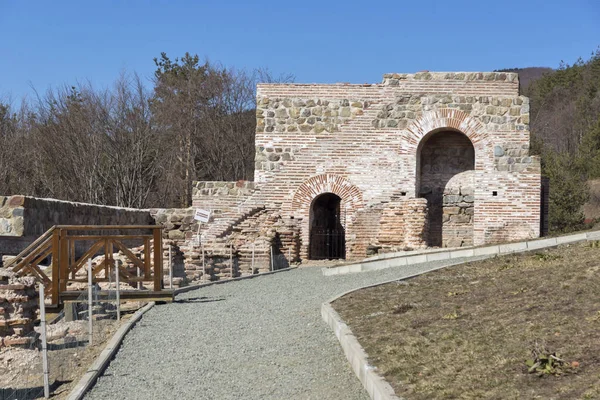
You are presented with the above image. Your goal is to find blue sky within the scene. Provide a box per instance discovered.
[1,0,599,102]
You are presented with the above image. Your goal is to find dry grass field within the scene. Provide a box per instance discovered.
[333,242,600,399]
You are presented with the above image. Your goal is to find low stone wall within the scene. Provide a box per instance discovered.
[150,208,198,241]
[0,270,38,346]
[150,208,201,284]
[192,181,256,218]
[442,171,474,248]
[0,195,154,256]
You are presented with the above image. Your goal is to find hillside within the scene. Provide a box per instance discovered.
[495,67,553,92]
[505,50,600,231]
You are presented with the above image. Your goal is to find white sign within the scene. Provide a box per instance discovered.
[194,208,211,223]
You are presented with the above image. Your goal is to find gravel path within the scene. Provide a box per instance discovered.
[85,256,489,400]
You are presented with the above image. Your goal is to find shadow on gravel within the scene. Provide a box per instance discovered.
[174,296,225,304]
[1,380,71,400]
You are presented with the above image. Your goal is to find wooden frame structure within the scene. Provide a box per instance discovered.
[5,225,164,305]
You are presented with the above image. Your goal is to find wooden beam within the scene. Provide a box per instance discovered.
[153,228,163,292]
[71,240,105,276]
[5,226,56,270]
[51,229,60,305]
[66,235,153,240]
[59,229,69,293]
[112,240,145,271]
[11,238,52,274]
[104,239,112,281]
[92,259,106,276]
[24,264,51,285]
[55,225,160,230]
[31,247,53,272]
[144,237,151,280]
[70,240,76,279]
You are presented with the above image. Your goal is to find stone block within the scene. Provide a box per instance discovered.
[498,242,527,254]
[426,251,450,262]
[526,238,558,250]
[450,214,471,224]
[587,231,600,240]
[1,336,35,347]
[7,196,25,207]
[473,245,499,256]
[0,284,26,290]
[556,233,587,244]
[337,266,350,275]
[443,207,460,215]
[404,254,427,265]
[450,248,474,258]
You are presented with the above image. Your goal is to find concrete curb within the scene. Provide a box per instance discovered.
[66,301,156,400]
[173,266,298,296]
[323,230,600,276]
[322,302,402,400]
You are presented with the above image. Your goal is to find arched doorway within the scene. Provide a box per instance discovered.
[309,193,346,260]
[417,130,475,247]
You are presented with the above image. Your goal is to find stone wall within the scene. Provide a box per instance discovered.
[149,206,293,282]
[192,181,256,217]
[191,71,542,261]
[0,195,154,256]
[0,269,38,346]
[442,171,475,247]
[150,208,205,283]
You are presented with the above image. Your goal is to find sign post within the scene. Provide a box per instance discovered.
[193,209,211,246]
[194,209,211,223]
[194,209,211,280]
[39,283,50,399]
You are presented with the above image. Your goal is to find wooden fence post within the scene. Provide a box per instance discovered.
[153,228,163,291]
[51,229,60,305]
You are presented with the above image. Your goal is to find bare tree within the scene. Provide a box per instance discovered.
[105,73,161,208]
[0,55,295,209]
[151,53,224,207]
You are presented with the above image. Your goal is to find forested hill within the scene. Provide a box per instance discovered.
[517,50,600,231]
[495,67,553,92]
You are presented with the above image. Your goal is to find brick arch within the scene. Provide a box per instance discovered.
[411,110,485,248]
[291,174,364,218]
[405,109,489,150]
[291,174,364,260]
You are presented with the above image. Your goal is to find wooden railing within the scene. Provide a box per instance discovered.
[5,225,164,305]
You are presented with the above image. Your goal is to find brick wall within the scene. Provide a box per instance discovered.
[377,198,429,251]
[193,72,541,261]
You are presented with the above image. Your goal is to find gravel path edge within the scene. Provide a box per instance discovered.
[66,301,156,400]
[172,266,298,296]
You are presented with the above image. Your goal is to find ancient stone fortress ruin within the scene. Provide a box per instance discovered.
[189,71,543,268]
[0,72,544,288]
[0,72,544,348]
